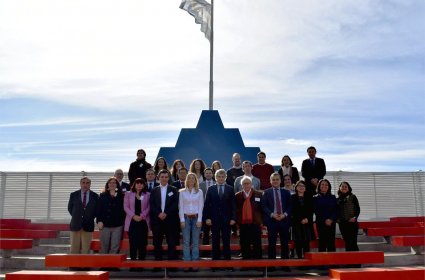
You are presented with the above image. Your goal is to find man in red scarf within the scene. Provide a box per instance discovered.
[235,176,263,259]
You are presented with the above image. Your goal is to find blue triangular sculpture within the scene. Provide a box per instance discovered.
[157,110,261,169]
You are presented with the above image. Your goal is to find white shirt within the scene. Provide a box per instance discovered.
[179,188,204,222]
[160,185,168,212]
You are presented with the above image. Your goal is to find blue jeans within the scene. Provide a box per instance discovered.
[182,216,201,261]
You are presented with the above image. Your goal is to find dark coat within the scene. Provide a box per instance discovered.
[203,184,236,223]
[301,157,326,192]
[313,193,337,223]
[261,187,292,226]
[149,185,179,226]
[277,166,300,185]
[68,190,99,232]
[291,193,315,241]
[235,189,263,225]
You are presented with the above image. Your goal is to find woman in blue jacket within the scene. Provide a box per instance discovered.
[313,179,337,252]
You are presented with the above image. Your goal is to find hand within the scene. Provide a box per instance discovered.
[301,218,308,224]
[325,219,333,226]
[133,215,142,222]
[97,222,104,230]
[196,221,202,228]
[349,217,357,222]
[311,178,319,186]
[180,222,185,229]
[230,220,236,226]
[158,212,167,220]
[206,219,212,226]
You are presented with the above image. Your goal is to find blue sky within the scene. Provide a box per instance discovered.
[0,0,424,172]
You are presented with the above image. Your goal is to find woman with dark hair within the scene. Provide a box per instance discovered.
[278,155,300,185]
[154,157,169,175]
[189,159,206,184]
[124,178,151,263]
[291,180,315,258]
[282,174,295,195]
[170,159,185,182]
[154,157,172,184]
[337,181,360,251]
[211,160,223,175]
[97,177,125,254]
[313,179,337,252]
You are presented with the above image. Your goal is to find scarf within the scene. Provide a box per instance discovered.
[241,190,253,224]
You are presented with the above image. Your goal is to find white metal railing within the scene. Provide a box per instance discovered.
[0,171,423,222]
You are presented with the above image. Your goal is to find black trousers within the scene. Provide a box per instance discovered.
[339,221,359,251]
[316,222,336,252]
[211,218,231,260]
[239,223,262,259]
[202,221,211,245]
[152,220,177,260]
[267,219,290,259]
[128,220,148,260]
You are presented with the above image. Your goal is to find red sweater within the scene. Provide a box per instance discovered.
[252,163,275,190]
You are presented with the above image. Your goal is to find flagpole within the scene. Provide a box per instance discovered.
[209,0,214,110]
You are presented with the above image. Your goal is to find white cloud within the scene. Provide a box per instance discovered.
[0,0,423,172]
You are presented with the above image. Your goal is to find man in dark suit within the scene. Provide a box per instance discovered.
[301,146,326,195]
[262,172,292,260]
[149,169,179,260]
[145,168,159,192]
[114,169,130,192]
[204,169,236,260]
[171,167,188,189]
[68,176,99,254]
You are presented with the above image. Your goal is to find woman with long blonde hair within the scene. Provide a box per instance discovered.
[178,172,204,270]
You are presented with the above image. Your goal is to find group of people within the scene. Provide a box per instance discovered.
[68,146,361,268]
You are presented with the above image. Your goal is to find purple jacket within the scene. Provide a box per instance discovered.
[124,191,151,232]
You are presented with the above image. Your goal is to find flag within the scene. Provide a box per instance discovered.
[180,0,212,41]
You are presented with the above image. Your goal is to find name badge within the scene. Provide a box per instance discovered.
[168,192,174,197]
[255,197,261,202]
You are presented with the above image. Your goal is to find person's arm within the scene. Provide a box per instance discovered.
[123,192,135,217]
[67,192,74,215]
[179,191,185,222]
[197,190,204,223]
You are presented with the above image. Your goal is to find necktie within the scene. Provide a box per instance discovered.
[274,188,282,215]
[149,182,153,191]
[311,159,315,166]
[83,191,87,208]
[219,185,224,198]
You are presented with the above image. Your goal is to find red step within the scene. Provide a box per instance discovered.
[365,226,425,236]
[329,267,425,280]
[5,270,109,280]
[391,235,425,247]
[0,238,33,250]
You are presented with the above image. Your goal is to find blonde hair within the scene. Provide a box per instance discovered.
[180,172,199,193]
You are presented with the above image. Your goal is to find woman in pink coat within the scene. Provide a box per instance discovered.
[124,178,151,262]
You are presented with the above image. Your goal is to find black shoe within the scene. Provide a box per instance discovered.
[152,267,161,272]
[268,266,276,272]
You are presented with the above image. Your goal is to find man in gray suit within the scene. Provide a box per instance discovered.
[234,161,261,192]
[68,176,99,254]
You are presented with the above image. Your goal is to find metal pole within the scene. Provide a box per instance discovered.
[209,0,214,110]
